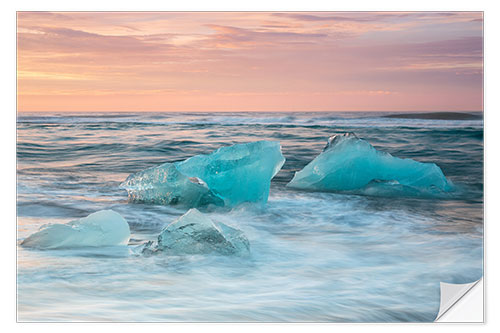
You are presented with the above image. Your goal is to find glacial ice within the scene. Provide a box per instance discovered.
[287,133,452,194]
[155,208,250,255]
[21,210,131,249]
[119,163,224,207]
[121,141,285,207]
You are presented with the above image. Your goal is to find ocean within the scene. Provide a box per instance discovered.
[16,111,484,322]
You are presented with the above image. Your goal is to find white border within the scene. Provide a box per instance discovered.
[3,0,498,332]
[8,0,492,11]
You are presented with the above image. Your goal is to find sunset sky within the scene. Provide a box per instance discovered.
[17,11,483,112]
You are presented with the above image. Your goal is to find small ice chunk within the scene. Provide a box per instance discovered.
[21,210,131,249]
[287,133,451,194]
[121,140,285,207]
[156,208,250,255]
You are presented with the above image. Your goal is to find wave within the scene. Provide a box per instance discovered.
[383,112,482,120]
[17,112,484,129]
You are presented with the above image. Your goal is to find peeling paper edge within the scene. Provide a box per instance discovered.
[435,278,484,322]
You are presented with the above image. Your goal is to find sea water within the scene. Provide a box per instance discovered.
[16,112,483,322]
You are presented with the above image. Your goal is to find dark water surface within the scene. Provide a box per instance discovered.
[17,112,483,322]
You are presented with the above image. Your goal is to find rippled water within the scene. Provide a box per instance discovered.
[17,112,483,322]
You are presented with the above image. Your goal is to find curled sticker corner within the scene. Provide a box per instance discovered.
[435,278,483,322]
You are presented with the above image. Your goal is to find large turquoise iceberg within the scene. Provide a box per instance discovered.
[21,210,131,249]
[121,141,285,207]
[287,133,452,195]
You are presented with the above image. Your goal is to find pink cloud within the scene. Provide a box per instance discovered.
[17,12,483,112]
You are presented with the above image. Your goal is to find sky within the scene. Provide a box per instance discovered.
[17,11,483,112]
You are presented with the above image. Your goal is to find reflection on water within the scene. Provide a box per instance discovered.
[17,112,483,322]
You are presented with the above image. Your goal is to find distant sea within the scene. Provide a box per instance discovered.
[17,111,483,322]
